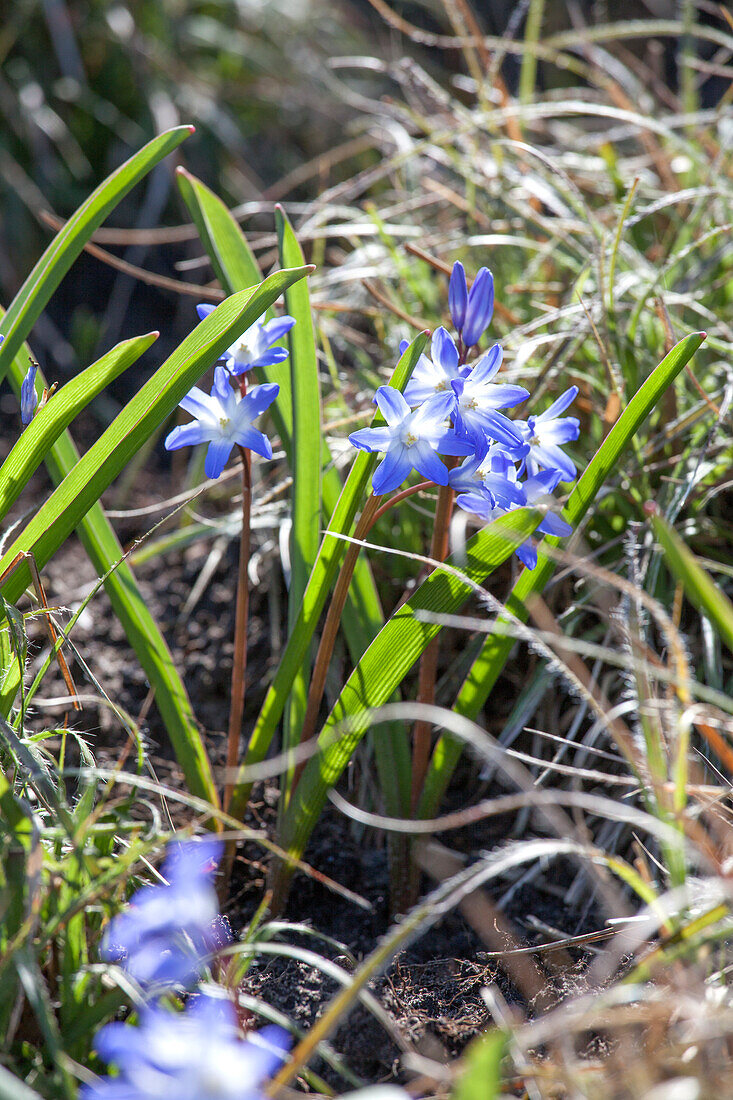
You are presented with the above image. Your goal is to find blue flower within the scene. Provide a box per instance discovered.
[165,366,279,479]
[349,386,472,495]
[515,386,580,482]
[402,327,468,406]
[82,994,289,1100]
[449,262,494,349]
[196,304,295,375]
[450,343,529,450]
[449,444,526,510]
[100,839,223,992]
[21,361,38,426]
[456,467,572,570]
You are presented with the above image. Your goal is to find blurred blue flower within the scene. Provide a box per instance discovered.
[450,343,529,450]
[165,365,279,479]
[82,994,289,1100]
[196,304,295,375]
[516,386,580,482]
[100,839,223,992]
[402,327,468,405]
[349,386,472,495]
[449,263,494,348]
[21,361,38,426]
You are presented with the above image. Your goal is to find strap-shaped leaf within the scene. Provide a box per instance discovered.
[229,331,429,819]
[172,170,410,817]
[419,330,707,818]
[0,271,310,599]
[278,508,543,868]
[275,205,323,766]
[0,272,309,801]
[0,332,157,522]
[0,126,192,385]
[652,511,733,655]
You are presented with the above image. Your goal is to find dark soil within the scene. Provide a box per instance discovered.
[23,457,601,1088]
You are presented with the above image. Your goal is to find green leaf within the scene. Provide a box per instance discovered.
[651,511,733,656]
[453,1029,507,1100]
[175,168,293,439]
[0,126,192,385]
[0,332,157,522]
[278,508,542,869]
[175,173,401,811]
[175,174,387,649]
[0,271,310,802]
[229,330,430,820]
[419,330,707,818]
[275,205,323,765]
[0,272,309,601]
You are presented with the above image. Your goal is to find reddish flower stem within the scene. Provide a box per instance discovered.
[224,377,252,812]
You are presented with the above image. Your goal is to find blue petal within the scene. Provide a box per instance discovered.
[410,441,449,485]
[164,423,212,451]
[205,439,234,479]
[349,426,393,453]
[482,383,529,410]
[462,267,494,347]
[469,343,502,384]
[399,338,410,355]
[449,261,468,331]
[243,382,279,419]
[532,442,576,481]
[483,473,525,508]
[523,469,563,497]
[196,303,216,322]
[435,429,475,457]
[252,347,290,368]
[538,512,572,538]
[180,385,216,421]
[456,490,494,520]
[431,326,459,373]
[212,365,234,406]
[538,385,579,422]
[478,410,524,449]
[540,417,580,445]
[516,540,537,570]
[371,446,413,494]
[374,386,409,426]
[262,316,296,344]
[234,427,273,459]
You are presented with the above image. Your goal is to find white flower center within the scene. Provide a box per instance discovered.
[219,416,231,430]
[404,432,418,446]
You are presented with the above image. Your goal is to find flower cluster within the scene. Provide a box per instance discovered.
[164,304,294,478]
[349,262,579,568]
[86,839,289,1100]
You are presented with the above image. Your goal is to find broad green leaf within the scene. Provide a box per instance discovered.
[0,272,309,801]
[419,331,707,818]
[0,332,157,521]
[0,126,192,385]
[278,508,542,868]
[652,512,733,655]
[229,331,429,820]
[275,205,323,774]
[453,1029,507,1100]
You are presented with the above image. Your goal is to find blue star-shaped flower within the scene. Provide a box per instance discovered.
[165,366,279,479]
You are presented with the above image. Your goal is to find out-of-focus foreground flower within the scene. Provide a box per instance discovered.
[101,839,223,991]
[81,994,289,1100]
